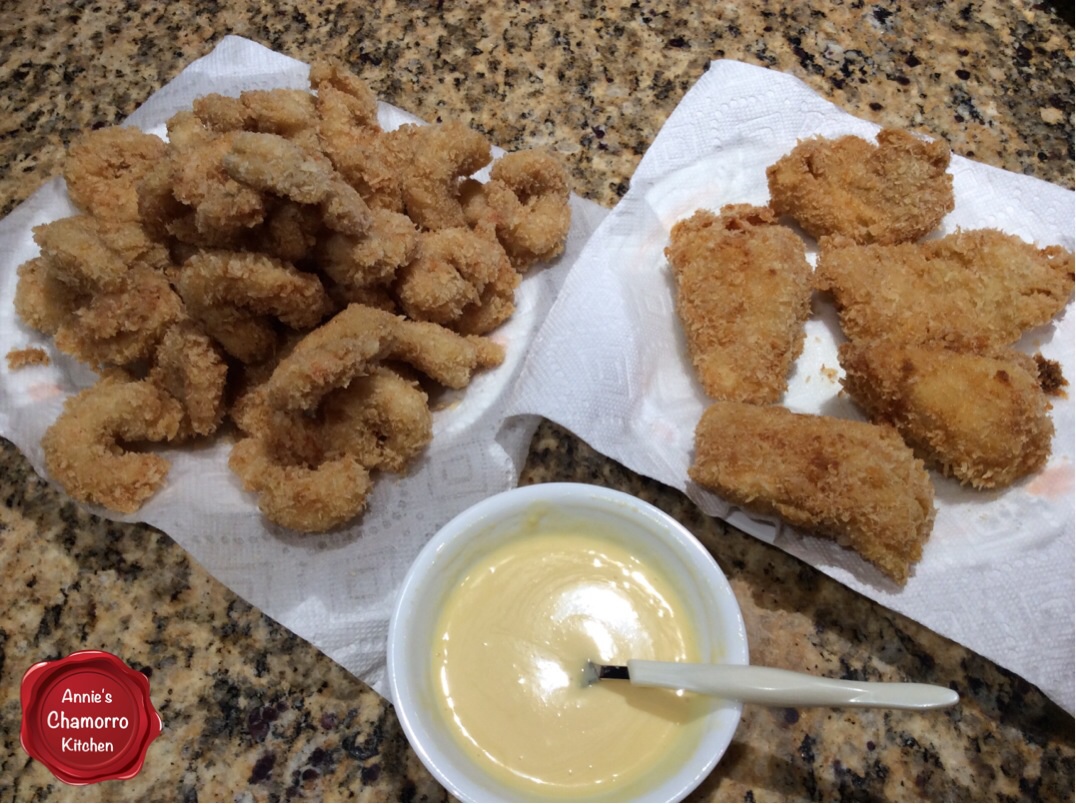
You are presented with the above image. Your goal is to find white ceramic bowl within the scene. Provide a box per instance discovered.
[387,482,749,802]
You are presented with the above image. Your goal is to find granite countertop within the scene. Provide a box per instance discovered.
[0,1,1073,801]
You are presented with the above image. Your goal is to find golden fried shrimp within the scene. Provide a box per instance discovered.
[258,200,324,262]
[136,159,187,240]
[463,150,572,269]
[399,121,492,230]
[42,375,185,514]
[89,216,171,272]
[243,88,320,141]
[63,126,169,222]
[229,437,373,533]
[308,59,413,213]
[766,128,954,245]
[183,302,280,365]
[309,60,381,126]
[816,229,1076,350]
[53,267,185,368]
[14,257,84,335]
[690,401,936,584]
[149,322,229,438]
[313,83,404,210]
[32,216,131,293]
[395,227,519,334]
[665,205,813,403]
[317,368,433,472]
[192,93,252,131]
[222,131,371,236]
[265,303,504,412]
[227,364,431,532]
[319,209,419,290]
[177,249,334,330]
[223,131,336,204]
[169,131,267,237]
[839,339,1055,489]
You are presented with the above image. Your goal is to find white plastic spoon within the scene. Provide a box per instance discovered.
[584,660,958,710]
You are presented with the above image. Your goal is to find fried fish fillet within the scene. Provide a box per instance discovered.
[766,128,953,244]
[666,205,812,403]
[690,402,935,584]
[839,339,1055,489]
[816,229,1075,350]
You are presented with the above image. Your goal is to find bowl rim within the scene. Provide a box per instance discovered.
[387,481,749,802]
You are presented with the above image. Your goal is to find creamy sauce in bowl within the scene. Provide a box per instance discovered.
[431,528,709,801]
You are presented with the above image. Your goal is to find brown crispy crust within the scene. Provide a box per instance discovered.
[766,128,953,245]
[666,205,812,404]
[839,340,1055,489]
[690,401,935,584]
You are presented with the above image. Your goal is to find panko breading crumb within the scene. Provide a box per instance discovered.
[6,347,50,369]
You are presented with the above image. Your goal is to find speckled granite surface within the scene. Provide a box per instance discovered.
[0,1,1073,801]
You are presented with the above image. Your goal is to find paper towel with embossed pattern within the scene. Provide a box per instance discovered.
[509,60,1075,714]
[0,36,608,698]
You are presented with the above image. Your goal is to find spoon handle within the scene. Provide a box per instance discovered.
[627,660,958,710]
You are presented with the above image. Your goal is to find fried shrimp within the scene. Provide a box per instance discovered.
[395,227,519,333]
[229,438,373,533]
[229,366,432,532]
[14,257,83,335]
[42,375,185,513]
[63,126,169,222]
[222,132,372,237]
[319,209,419,291]
[265,303,504,412]
[33,216,133,293]
[177,249,334,330]
[839,339,1055,489]
[816,229,1075,350]
[169,131,268,238]
[463,149,572,269]
[149,322,230,438]
[400,121,492,230]
[690,401,936,584]
[17,60,569,527]
[53,267,184,368]
[766,128,954,244]
[665,205,812,403]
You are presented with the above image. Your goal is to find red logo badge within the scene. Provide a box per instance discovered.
[20,650,162,785]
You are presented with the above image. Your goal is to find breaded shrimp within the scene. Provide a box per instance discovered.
[149,322,230,438]
[265,303,504,412]
[462,149,572,269]
[63,126,169,222]
[399,121,492,230]
[395,227,519,333]
[42,375,185,513]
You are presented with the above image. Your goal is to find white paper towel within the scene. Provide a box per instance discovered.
[508,60,1076,714]
[0,36,608,698]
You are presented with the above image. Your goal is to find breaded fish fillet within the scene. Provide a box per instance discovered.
[666,205,812,404]
[816,229,1075,350]
[690,402,935,584]
[839,340,1055,489]
[766,128,953,245]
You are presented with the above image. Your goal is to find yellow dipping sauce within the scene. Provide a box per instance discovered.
[432,525,708,801]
